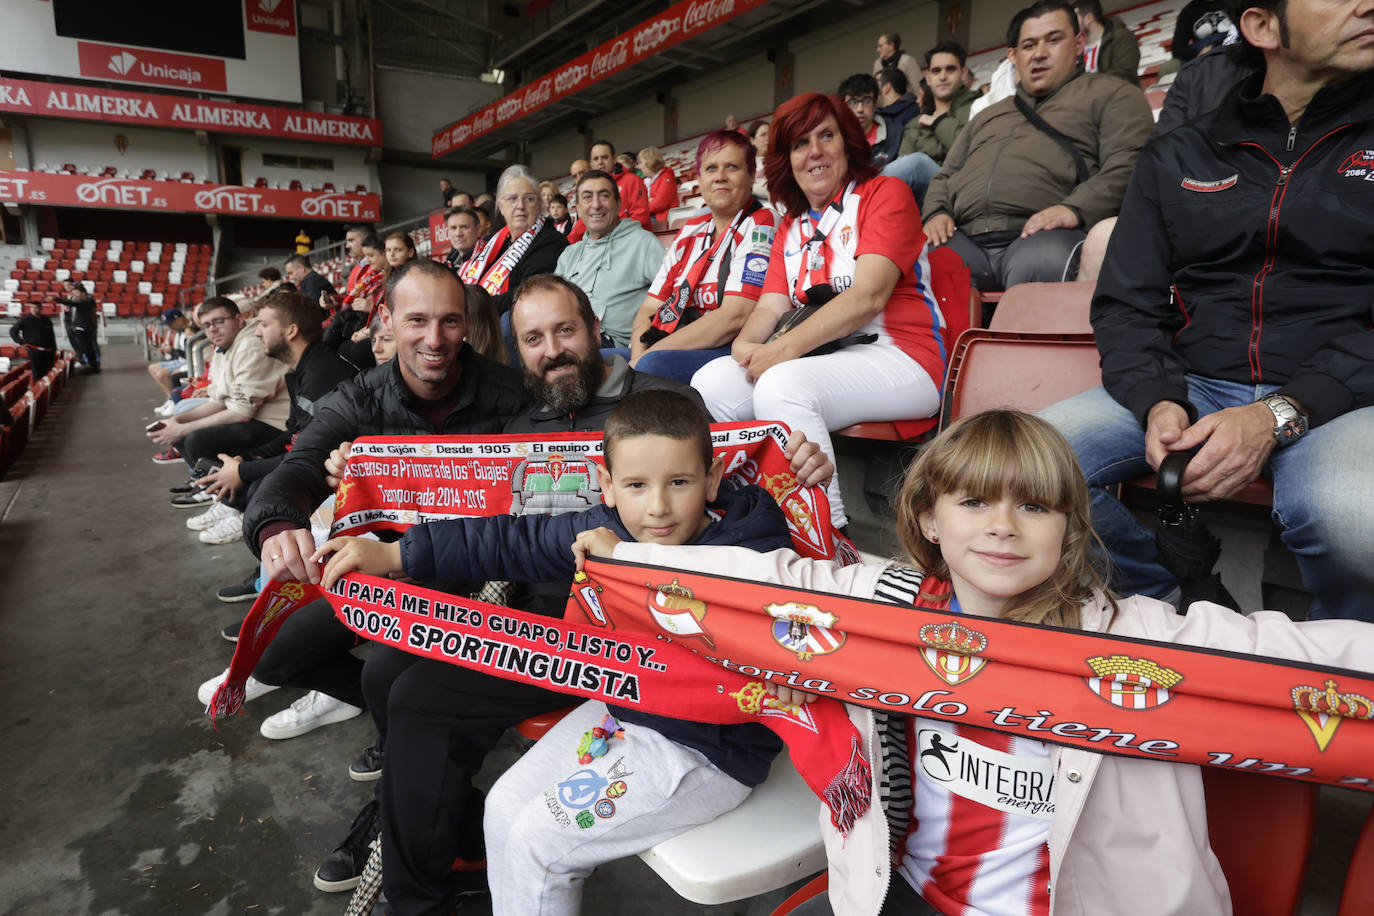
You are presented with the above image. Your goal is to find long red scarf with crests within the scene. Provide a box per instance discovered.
[210,558,1374,839]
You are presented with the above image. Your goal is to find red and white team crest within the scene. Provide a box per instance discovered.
[766,601,846,661]
[918,621,989,686]
[729,681,820,734]
[1083,655,1183,710]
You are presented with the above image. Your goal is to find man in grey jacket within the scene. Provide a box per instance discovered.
[923,0,1153,291]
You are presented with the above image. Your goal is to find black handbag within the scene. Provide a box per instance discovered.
[1155,452,1240,612]
[767,284,877,357]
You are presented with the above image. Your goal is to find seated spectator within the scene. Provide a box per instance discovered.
[724,114,742,132]
[625,129,776,383]
[693,92,949,531]
[57,280,100,372]
[440,178,457,207]
[873,31,921,94]
[258,266,285,295]
[315,388,790,916]
[148,307,192,416]
[839,73,898,167]
[341,224,374,296]
[325,233,386,369]
[473,203,494,241]
[747,119,769,159]
[538,180,559,213]
[9,301,56,380]
[1171,0,1237,61]
[587,140,651,230]
[461,164,568,316]
[1040,3,1374,622]
[616,152,640,177]
[923,0,1153,291]
[554,169,665,348]
[876,67,922,142]
[368,314,395,364]
[284,253,337,307]
[639,146,678,224]
[384,230,416,273]
[547,194,572,234]
[450,190,475,210]
[1073,0,1142,82]
[898,42,980,168]
[443,206,481,272]
[567,158,589,230]
[462,284,506,364]
[148,297,289,492]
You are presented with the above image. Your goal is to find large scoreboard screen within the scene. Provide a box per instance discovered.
[52,0,247,60]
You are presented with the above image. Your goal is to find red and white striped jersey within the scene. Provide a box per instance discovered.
[1083,41,1102,74]
[897,719,1057,916]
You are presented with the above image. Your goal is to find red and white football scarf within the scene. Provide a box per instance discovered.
[210,560,1374,841]
[328,423,857,563]
[787,181,857,305]
[459,216,546,295]
[653,202,763,333]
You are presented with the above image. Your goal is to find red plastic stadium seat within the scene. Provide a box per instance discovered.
[1201,768,1316,916]
[987,281,1095,333]
[770,872,828,915]
[1338,803,1374,916]
[289,179,303,191]
[940,330,1102,427]
[254,177,269,188]
[513,707,577,743]
[140,169,156,180]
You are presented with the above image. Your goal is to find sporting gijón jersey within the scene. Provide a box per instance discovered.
[647,207,776,315]
[762,176,949,384]
[898,719,1056,916]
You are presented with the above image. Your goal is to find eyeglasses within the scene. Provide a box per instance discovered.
[203,316,235,329]
[845,96,876,109]
[500,193,539,205]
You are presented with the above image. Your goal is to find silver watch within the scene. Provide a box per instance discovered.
[1260,394,1308,447]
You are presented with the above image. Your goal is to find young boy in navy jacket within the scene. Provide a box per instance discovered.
[317,389,792,914]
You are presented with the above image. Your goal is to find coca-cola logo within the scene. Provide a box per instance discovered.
[591,39,630,80]
[555,63,588,95]
[452,123,472,144]
[497,96,524,121]
[523,78,553,112]
[77,178,156,207]
[634,17,680,56]
[684,0,734,32]
[473,109,495,133]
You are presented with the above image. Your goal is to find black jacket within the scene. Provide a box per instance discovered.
[297,270,336,306]
[486,219,569,314]
[9,313,56,351]
[1093,69,1374,428]
[244,345,529,552]
[402,480,791,786]
[238,342,360,484]
[56,295,98,331]
[504,356,702,435]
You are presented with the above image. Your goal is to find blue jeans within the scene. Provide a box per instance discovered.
[881,152,942,210]
[1040,377,1374,621]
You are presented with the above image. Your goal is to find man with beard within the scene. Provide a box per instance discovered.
[311,273,834,912]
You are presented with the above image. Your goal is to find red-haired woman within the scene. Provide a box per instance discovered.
[691,92,952,530]
[623,129,776,383]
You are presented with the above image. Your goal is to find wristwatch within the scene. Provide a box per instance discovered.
[1259,394,1308,447]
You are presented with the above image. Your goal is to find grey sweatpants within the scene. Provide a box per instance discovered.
[483,700,752,916]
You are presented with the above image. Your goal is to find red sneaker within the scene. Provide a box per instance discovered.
[152,447,183,465]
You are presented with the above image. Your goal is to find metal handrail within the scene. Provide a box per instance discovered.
[176,211,434,308]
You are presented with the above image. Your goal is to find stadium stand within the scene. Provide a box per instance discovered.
[6,239,211,318]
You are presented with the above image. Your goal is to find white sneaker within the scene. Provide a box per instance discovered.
[197,667,279,707]
[260,690,364,740]
[154,399,176,418]
[199,510,244,545]
[186,500,232,531]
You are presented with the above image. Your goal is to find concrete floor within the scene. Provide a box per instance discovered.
[0,339,1366,915]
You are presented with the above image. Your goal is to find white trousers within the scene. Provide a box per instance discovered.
[692,343,940,527]
[484,700,752,916]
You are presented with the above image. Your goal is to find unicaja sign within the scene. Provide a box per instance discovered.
[108,52,138,76]
[78,41,228,92]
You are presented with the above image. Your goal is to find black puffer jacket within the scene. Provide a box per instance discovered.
[1093,69,1374,428]
[243,344,529,553]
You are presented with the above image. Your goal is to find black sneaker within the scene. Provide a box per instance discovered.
[220,621,240,643]
[171,490,214,508]
[314,799,380,893]
[217,571,260,603]
[349,739,384,782]
[170,479,198,495]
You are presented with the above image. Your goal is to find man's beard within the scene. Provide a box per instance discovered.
[525,351,603,414]
[265,338,292,362]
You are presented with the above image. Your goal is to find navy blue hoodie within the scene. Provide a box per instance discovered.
[400,478,791,786]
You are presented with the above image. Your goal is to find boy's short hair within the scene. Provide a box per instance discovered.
[838,73,880,101]
[551,193,568,207]
[603,390,713,474]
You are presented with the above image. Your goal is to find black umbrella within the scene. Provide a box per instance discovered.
[1155,451,1240,612]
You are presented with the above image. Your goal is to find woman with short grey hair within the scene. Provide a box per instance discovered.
[461,165,569,317]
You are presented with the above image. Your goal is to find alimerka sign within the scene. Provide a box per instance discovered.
[432,0,767,156]
[0,170,381,221]
[0,77,381,146]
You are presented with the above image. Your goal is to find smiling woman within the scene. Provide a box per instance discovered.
[460,164,569,316]
[691,92,954,530]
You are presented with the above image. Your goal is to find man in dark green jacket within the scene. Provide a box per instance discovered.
[1074,0,1142,83]
[898,41,981,164]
